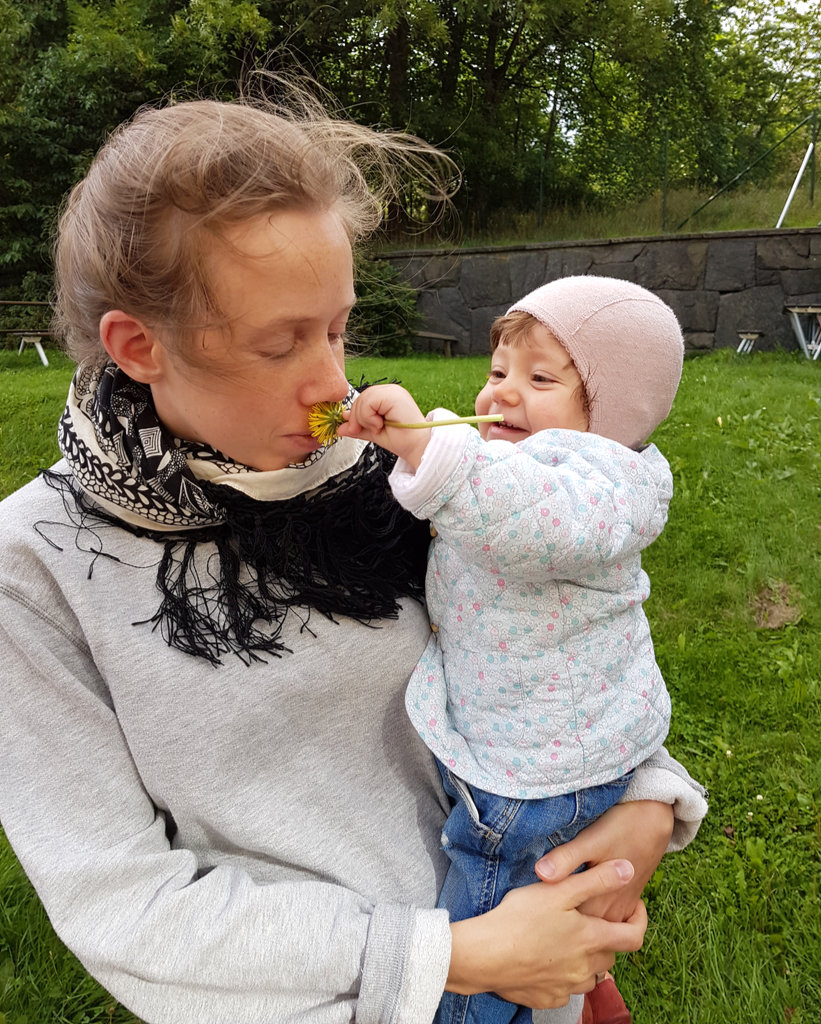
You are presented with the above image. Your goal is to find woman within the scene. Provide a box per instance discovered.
[0,91,706,1023]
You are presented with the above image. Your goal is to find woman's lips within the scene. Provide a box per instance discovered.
[283,432,321,452]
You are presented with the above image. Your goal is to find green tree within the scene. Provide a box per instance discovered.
[715,0,821,176]
[0,0,273,300]
[2,0,817,301]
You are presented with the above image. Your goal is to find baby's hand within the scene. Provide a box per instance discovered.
[337,384,431,469]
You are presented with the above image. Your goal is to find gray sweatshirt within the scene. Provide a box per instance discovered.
[0,465,706,1023]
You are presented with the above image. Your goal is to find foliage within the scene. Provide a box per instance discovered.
[1,347,820,1022]
[349,257,422,358]
[1,0,820,299]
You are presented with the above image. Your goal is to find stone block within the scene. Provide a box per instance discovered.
[417,288,470,340]
[411,253,462,288]
[755,262,781,286]
[714,285,792,351]
[461,255,512,308]
[586,264,638,282]
[544,248,594,280]
[704,238,756,291]
[508,250,549,298]
[684,332,714,351]
[756,233,810,271]
[383,256,432,289]
[656,289,719,333]
[589,242,644,264]
[634,240,708,289]
[779,267,821,300]
[470,305,509,354]
[784,291,821,307]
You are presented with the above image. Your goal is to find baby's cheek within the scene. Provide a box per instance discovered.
[475,381,492,417]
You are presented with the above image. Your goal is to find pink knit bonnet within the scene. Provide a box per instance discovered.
[507,275,685,450]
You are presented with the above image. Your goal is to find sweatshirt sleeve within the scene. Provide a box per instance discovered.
[623,748,709,852]
[391,417,673,582]
[0,577,451,1024]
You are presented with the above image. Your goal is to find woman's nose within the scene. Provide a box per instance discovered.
[299,343,349,405]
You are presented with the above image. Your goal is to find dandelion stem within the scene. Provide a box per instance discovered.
[385,414,503,429]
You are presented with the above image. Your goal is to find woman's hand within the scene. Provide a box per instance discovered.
[445,859,646,1008]
[535,800,674,923]
[337,384,431,469]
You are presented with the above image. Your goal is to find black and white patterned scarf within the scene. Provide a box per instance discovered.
[43,363,430,664]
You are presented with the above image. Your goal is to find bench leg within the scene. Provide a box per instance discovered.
[21,335,49,367]
[34,340,49,367]
[787,310,811,358]
[800,317,821,360]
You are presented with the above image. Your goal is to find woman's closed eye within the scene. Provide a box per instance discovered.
[257,328,346,360]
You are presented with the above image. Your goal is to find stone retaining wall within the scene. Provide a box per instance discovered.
[381,227,821,355]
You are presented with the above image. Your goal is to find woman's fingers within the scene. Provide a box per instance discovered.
[599,894,648,952]
[555,857,635,909]
[535,801,674,923]
[535,818,606,882]
[446,862,645,1009]
[536,800,674,882]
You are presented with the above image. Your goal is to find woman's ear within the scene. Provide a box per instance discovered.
[99,310,166,383]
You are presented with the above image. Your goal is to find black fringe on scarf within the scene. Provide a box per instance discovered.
[39,446,431,666]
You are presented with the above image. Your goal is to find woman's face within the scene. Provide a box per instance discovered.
[149,207,355,471]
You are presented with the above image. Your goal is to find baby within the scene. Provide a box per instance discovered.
[340,275,685,1024]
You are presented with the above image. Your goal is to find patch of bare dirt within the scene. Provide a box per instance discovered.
[753,581,802,629]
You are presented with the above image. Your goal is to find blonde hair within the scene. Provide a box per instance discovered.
[53,83,457,366]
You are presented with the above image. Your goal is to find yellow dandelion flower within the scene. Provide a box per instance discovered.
[308,401,346,446]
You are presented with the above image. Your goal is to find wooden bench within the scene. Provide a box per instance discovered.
[736,331,761,354]
[412,330,458,357]
[784,305,821,360]
[0,300,53,367]
[0,328,53,366]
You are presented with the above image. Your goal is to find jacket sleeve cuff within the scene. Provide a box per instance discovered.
[623,746,709,852]
[358,904,452,1024]
[389,411,473,518]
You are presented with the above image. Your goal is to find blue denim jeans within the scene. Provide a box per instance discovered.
[434,764,633,1024]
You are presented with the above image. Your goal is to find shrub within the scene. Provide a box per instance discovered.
[349,256,421,358]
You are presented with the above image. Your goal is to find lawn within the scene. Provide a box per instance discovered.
[1,344,820,1023]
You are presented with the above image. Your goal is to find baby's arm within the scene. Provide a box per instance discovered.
[536,752,708,922]
[337,384,432,469]
[536,801,674,924]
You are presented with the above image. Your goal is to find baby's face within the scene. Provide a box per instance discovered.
[475,324,588,442]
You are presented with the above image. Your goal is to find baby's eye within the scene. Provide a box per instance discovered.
[532,374,556,384]
[328,331,346,345]
[487,369,505,381]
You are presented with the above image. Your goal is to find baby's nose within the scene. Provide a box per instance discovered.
[495,379,521,404]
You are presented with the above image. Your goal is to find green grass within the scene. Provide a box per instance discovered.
[1,346,820,1022]
[0,349,74,498]
[386,178,821,249]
